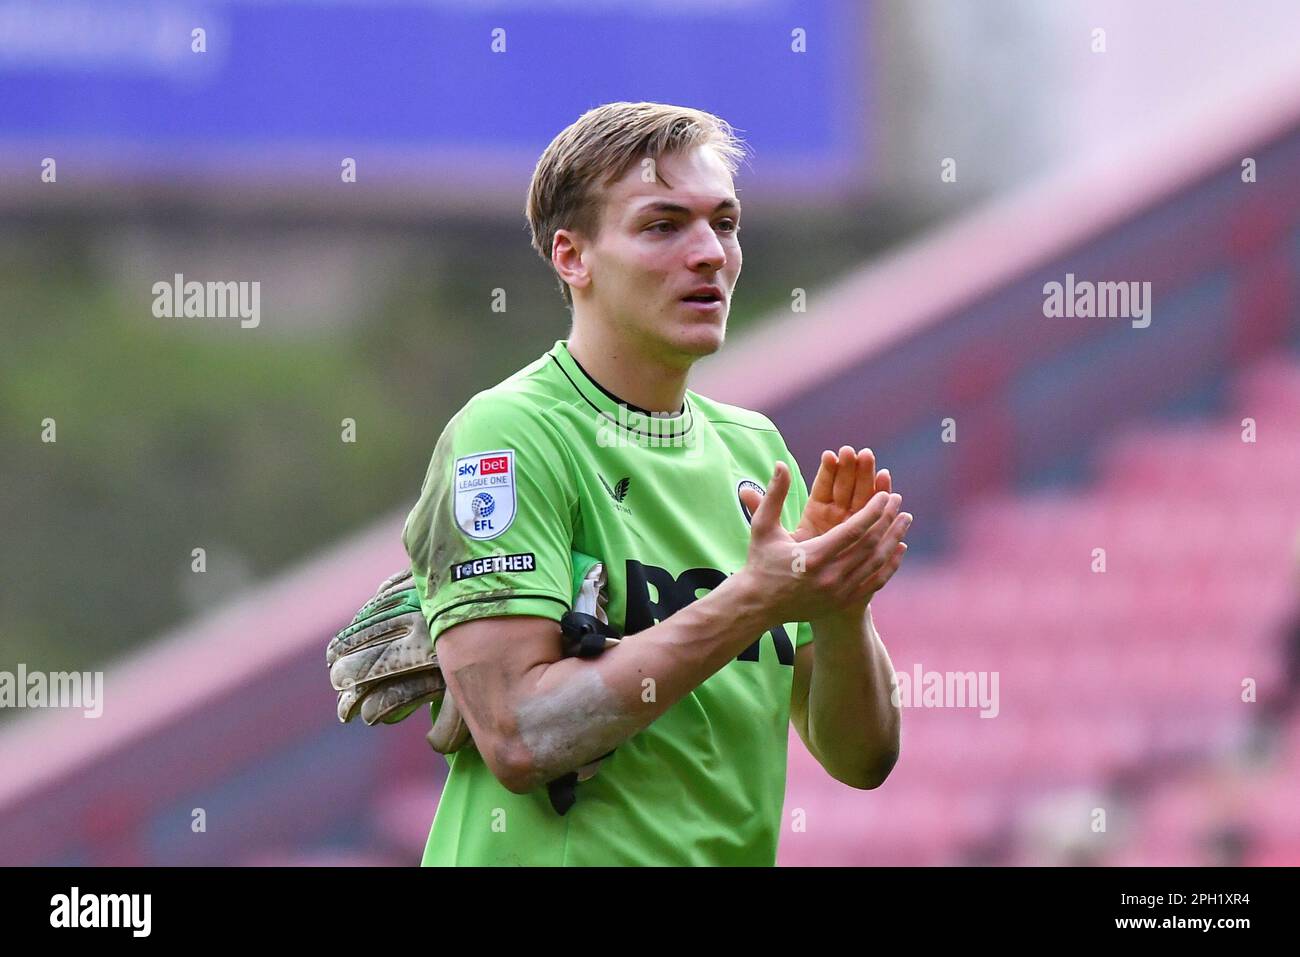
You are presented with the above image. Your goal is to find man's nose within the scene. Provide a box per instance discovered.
[686,222,728,271]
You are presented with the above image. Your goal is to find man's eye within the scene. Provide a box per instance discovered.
[647,220,739,234]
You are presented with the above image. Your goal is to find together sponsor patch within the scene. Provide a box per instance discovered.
[451,552,538,581]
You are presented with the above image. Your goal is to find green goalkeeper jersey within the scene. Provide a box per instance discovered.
[402,339,813,866]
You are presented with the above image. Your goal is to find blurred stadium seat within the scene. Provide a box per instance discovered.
[781,350,1299,865]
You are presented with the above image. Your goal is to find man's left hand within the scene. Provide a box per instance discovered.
[793,446,910,610]
[794,446,891,541]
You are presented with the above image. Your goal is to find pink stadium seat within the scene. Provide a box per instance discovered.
[780,355,1300,865]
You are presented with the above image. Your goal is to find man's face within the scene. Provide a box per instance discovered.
[567,145,742,364]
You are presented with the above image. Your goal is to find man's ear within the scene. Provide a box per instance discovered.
[553,228,591,294]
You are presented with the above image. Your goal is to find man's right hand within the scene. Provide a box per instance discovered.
[738,461,912,627]
[327,569,451,729]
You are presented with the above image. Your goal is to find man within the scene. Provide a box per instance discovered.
[402,101,910,865]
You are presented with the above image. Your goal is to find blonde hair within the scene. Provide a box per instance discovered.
[525,101,748,308]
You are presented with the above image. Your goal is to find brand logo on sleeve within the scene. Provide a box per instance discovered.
[454,449,517,540]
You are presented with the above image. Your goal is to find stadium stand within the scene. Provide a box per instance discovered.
[780,354,1300,865]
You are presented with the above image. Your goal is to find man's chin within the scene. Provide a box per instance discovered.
[671,317,726,357]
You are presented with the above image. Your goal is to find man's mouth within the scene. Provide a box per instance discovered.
[681,286,724,303]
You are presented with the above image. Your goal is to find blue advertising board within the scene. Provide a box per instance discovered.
[0,0,870,200]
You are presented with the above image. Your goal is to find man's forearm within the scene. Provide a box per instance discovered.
[506,569,777,793]
[807,605,900,788]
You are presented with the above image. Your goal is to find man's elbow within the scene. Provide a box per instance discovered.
[480,732,541,795]
[843,747,899,790]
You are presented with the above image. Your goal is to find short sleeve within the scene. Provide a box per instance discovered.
[402,393,576,649]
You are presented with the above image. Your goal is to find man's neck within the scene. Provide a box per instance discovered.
[566,322,690,416]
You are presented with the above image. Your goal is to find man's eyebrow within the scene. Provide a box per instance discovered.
[634,198,741,216]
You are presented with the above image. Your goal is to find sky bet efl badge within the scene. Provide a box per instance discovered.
[454,449,517,540]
